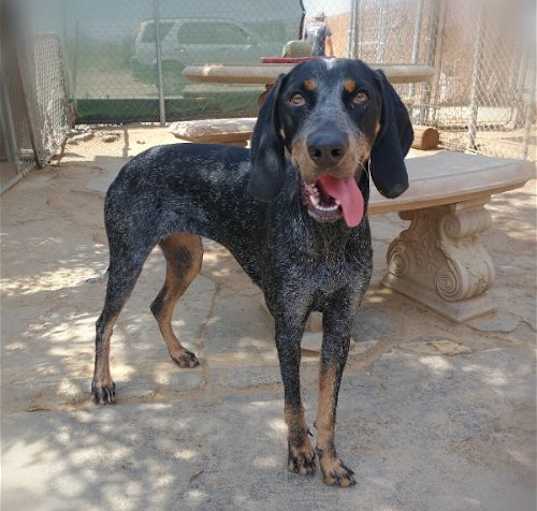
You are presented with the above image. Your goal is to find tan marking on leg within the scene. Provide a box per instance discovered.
[93,315,117,388]
[316,365,356,487]
[285,406,316,475]
[285,405,308,442]
[152,233,203,367]
[343,79,356,93]
[316,365,337,451]
[319,456,355,487]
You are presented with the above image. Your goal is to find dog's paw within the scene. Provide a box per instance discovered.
[288,440,317,476]
[91,380,116,405]
[170,348,200,368]
[318,453,356,487]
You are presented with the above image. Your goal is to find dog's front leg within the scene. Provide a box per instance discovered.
[274,314,316,476]
[316,292,356,487]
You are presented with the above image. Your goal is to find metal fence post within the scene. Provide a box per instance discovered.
[523,54,536,160]
[72,20,79,109]
[410,0,425,64]
[347,0,360,59]
[353,0,361,59]
[153,0,166,126]
[0,6,18,166]
[376,0,387,62]
[61,0,72,99]
[347,0,355,58]
[417,0,437,124]
[0,77,19,165]
[427,0,447,125]
[409,0,424,99]
[467,2,485,152]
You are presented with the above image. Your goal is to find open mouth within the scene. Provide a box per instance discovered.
[302,174,365,228]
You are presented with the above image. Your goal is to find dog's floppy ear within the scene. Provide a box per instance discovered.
[247,74,287,202]
[370,70,413,198]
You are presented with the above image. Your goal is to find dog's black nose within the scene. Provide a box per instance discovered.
[307,130,349,168]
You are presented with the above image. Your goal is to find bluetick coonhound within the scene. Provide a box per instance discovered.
[92,58,413,487]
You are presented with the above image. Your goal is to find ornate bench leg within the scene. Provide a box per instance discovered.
[382,198,496,322]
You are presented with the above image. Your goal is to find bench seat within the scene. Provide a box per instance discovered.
[370,151,531,215]
[371,151,533,322]
[289,151,533,330]
[170,118,255,146]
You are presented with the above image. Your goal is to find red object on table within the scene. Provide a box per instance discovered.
[261,56,335,64]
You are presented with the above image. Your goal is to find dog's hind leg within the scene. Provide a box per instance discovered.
[150,233,203,368]
[92,252,149,404]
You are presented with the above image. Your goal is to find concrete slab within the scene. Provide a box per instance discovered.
[3,348,535,511]
[204,291,274,356]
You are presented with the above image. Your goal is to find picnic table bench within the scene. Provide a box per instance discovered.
[297,152,532,327]
[372,151,532,322]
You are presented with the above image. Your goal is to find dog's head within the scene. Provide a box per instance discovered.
[248,58,413,228]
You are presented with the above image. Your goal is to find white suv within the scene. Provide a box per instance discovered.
[132,18,280,70]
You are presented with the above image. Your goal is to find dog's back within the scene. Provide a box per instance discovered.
[104,144,266,251]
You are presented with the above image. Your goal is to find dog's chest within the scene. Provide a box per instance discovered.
[267,211,372,296]
[312,255,365,293]
[276,240,370,294]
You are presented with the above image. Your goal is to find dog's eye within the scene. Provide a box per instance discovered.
[352,91,368,105]
[289,93,306,107]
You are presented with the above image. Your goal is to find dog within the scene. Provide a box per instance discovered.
[92,58,413,487]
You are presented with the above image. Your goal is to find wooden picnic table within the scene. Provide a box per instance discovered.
[183,63,435,85]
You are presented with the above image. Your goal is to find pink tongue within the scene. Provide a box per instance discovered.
[317,175,364,227]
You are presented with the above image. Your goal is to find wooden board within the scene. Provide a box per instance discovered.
[411,126,440,150]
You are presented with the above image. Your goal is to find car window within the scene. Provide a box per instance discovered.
[141,21,174,43]
[177,22,250,45]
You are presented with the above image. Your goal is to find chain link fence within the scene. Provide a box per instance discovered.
[340,0,535,160]
[33,33,71,158]
[2,0,535,175]
[422,0,535,161]
[2,0,305,182]
[1,1,72,191]
[58,0,304,123]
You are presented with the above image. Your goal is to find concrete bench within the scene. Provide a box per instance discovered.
[299,151,532,330]
[374,151,532,322]
[170,127,533,322]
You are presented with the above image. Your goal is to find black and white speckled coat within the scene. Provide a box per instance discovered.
[92,58,413,487]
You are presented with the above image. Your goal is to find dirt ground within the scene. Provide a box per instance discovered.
[1,127,536,510]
